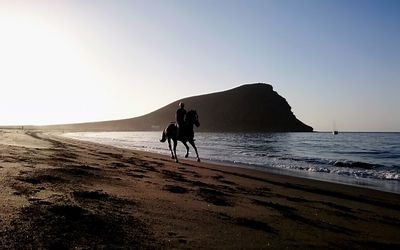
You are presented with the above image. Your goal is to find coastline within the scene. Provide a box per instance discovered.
[63,131,400,194]
[0,130,399,248]
[199,158,400,195]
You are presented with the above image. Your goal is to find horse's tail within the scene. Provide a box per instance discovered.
[160,129,167,143]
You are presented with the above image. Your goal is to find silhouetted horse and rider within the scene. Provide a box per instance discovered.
[160,102,200,162]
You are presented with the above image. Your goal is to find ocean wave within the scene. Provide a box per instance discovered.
[332,150,393,155]
[272,163,400,181]
[333,161,377,169]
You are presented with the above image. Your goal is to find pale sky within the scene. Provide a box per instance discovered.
[0,0,399,131]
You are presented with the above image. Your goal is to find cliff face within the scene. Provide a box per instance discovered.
[41,83,313,132]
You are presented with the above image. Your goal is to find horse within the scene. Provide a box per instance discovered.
[160,110,200,163]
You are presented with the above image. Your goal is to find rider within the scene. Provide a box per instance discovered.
[176,102,186,139]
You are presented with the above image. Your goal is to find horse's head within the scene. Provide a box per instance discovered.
[187,110,200,127]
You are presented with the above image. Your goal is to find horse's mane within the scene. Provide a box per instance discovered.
[186,110,197,119]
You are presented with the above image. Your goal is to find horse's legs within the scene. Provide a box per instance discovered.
[189,140,200,162]
[173,139,178,163]
[168,138,174,159]
[182,141,189,158]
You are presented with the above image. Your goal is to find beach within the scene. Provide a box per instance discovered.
[0,130,399,249]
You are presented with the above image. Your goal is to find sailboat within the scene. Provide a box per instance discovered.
[332,121,338,135]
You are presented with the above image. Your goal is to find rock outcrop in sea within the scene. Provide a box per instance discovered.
[41,83,313,132]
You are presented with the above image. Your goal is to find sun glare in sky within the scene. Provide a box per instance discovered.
[0,1,399,131]
[0,1,207,126]
[0,4,114,125]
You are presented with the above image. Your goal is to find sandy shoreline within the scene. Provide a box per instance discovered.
[63,131,400,195]
[0,130,399,249]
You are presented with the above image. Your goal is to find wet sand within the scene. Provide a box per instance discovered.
[0,130,399,249]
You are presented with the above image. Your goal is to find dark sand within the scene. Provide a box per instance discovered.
[0,130,399,249]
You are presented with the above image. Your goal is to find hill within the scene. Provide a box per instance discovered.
[39,83,313,132]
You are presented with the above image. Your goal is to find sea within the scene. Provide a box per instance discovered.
[63,132,400,194]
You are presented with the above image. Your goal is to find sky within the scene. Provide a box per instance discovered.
[0,0,399,131]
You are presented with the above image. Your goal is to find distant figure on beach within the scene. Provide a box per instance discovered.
[176,102,187,138]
